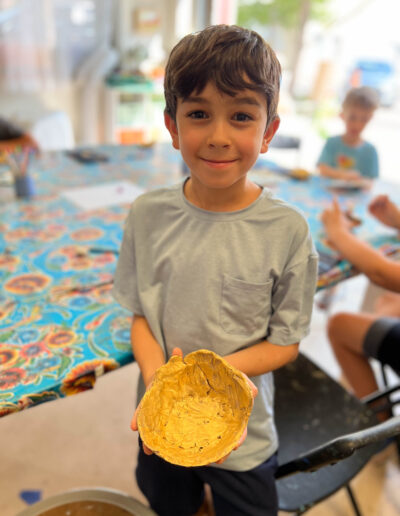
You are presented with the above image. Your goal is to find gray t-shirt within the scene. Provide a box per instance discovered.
[112,180,318,471]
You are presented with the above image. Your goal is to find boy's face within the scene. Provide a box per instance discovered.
[165,82,279,192]
[341,105,374,141]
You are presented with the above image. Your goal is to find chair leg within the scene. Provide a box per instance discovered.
[285,486,363,516]
[395,435,400,464]
[345,484,363,516]
[381,363,389,388]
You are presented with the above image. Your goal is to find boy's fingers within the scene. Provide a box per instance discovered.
[233,427,248,450]
[332,196,341,212]
[369,194,388,211]
[143,443,154,455]
[214,455,228,464]
[214,427,249,464]
[242,373,258,398]
[171,347,183,358]
[131,411,154,456]
[130,402,143,431]
[130,410,138,431]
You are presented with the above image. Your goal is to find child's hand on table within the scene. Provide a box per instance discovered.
[368,194,400,229]
[321,198,353,247]
[343,169,362,181]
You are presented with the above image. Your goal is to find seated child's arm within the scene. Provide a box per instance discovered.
[318,162,361,181]
[224,340,299,377]
[322,198,400,291]
[375,292,400,317]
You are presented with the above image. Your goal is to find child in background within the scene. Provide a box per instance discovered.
[317,86,380,181]
[113,25,318,516]
[0,117,39,153]
[321,195,400,416]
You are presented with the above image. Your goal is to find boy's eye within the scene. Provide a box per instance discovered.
[233,112,252,122]
[188,110,208,119]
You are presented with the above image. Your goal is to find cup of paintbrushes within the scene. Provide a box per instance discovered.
[9,148,35,199]
[14,173,35,198]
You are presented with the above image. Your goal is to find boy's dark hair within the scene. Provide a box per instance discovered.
[164,25,281,126]
[342,86,380,111]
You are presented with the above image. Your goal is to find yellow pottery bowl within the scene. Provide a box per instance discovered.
[137,349,253,467]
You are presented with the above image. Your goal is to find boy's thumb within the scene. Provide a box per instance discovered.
[171,347,183,358]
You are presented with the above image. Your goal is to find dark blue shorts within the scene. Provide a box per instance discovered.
[363,317,400,374]
[136,440,278,516]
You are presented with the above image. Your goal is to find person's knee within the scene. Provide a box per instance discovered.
[327,312,349,343]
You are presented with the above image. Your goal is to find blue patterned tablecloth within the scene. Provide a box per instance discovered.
[0,144,399,416]
[0,144,182,416]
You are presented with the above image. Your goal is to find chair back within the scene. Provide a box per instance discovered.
[274,353,382,512]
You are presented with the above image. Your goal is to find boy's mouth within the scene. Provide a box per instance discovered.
[201,158,238,168]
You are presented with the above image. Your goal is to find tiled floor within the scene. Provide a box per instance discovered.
[1,276,399,516]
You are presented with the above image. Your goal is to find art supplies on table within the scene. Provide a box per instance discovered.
[61,181,144,211]
[1,147,36,199]
[66,149,110,163]
[327,178,369,192]
[317,250,341,275]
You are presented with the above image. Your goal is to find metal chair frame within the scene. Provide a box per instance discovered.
[274,353,400,516]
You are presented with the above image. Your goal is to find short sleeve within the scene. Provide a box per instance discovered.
[364,145,379,178]
[267,224,318,345]
[112,206,143,315]
[317,138,335,167]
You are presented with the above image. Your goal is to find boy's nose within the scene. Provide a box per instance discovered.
[207,121,231,148]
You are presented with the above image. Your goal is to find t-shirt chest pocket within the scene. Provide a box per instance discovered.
[219,274,273,335]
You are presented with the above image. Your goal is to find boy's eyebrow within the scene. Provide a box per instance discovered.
[182,95,263,107]
[232,96,263,107]
[181,96,207,104]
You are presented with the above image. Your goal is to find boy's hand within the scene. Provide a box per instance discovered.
[368,195,400,229]
[213,373,258,465]
[343,169,362,181]
[131,347,183,456]
[132,349,257,464]
[321,198,353,246]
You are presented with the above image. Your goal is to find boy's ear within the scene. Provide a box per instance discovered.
[261,117,280,153]
[164,112,180,150]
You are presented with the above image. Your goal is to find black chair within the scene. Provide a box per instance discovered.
[274,353,400,515]
[364,364,400,458]
[269,134,301,149]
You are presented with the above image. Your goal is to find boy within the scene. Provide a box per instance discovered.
[317,86,379,181]
[113,25,318,516]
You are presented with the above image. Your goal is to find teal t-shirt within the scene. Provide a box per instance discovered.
[317,135,379,178]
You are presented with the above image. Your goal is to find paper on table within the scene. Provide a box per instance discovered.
[61,181,144,211]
